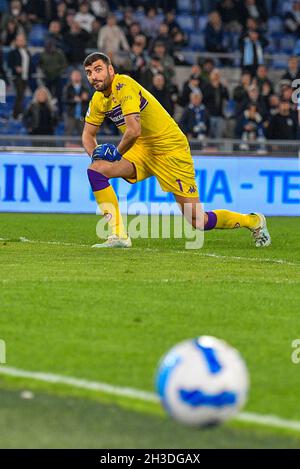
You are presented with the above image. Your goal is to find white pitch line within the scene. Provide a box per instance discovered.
[1,237,299,268]
[1,366,300,433]
[0,366,158,403]
[191,252,299,267]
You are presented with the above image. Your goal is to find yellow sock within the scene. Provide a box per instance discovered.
[94,186,127,238]
[213,210,260,229]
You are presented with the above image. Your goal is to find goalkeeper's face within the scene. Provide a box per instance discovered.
[85,60,114,93]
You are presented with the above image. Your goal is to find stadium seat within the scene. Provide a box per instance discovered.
[177,0,193,13]
[176,14,195,34]
[265,36,278,53]
[189,33,205,51]
[55,122,65,136]
[28,24,48,47]
[268,16,283,34]
[198,15,208,33]
[280,35,297,54]
[272,57,288,69]
[113,10,123,21]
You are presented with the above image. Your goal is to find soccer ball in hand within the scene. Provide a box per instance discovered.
[155,336,249,427]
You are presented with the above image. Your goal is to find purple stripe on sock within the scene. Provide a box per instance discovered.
[204,211,217,231]
[87,169,109,191]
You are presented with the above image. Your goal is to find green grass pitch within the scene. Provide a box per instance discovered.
[0,213,300,448]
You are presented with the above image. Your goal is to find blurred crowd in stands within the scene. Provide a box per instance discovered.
[0,0,300,145]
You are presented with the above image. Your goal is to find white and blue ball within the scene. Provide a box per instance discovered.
[156,336,249,427]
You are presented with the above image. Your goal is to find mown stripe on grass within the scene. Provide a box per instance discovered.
[1,366,300,433]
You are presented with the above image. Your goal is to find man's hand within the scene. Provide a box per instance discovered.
[91,143,122,162]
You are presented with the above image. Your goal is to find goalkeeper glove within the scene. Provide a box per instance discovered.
[91,144,122,162]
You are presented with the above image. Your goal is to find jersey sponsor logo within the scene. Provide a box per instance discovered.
[105,105,125,126]
[187,185,197,194]
[116,82,125,91]
[121,95,133,103]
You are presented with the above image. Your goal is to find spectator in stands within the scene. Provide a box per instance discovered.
[233,70,252,115]
[7,33,32,119]
[236,103,265,146]
[118,7,135,37]
[38,39,67,116]
[74,1,95,33]
[126,22,143,47]
[281,56,300,83]
[23,86,58,136]
[254,65,274,94]
[280,83,294,102]
[267,100,298,139]
[47,20,65,52]
[164,10,182,36]
[260,80,273,116]
[64,0,80,9]
[216,0,241,32]
[238,0,268,27]
[1,0,26,29]
[0,42,8,84]
[56,1,69,34]
[1,18,24,45]
[172,29,188,53]
[205,11,228,55]
[179,74,203,108]
[87,18,101,49]
[203,68,229,138]
[239,17,268,44]
[190,63,207,82]
[97,13,130,58]
[240,84,268,120]
[149,73,174,116]
[134,34,148,51]
[180,90,209,141]
[201,58,216,82]
[172,30,189,65]
[128,41,148,82]
[284,1,300,36]
[151,41,175,85]
[63,69,89,137]
[25,0,58,25]
[141,54,165,90]
[90,0,109,21]
[141,7,162,38]
[150,23,173,55]
[265,94,280,127]
[240,28,265,76]
[63,20,89,66]
[280,83,298,118]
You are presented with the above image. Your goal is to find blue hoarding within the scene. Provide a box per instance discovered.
[0,153,299,216]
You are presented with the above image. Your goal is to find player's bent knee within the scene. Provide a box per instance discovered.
[89,161,113,178]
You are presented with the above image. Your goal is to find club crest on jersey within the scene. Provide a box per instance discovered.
[116,83,125,91]
[188,185,197,194]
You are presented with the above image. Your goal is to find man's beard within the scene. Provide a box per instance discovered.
[93,73,111,92]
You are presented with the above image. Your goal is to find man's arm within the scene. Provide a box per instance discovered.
[82,121,100,156]
[117,113,141,155]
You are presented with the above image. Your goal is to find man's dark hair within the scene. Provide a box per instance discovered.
[83,52,111,68]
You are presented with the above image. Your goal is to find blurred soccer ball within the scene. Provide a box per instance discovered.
[155,336,249,427]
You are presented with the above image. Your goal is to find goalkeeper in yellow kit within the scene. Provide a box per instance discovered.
[83,52,271,248]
